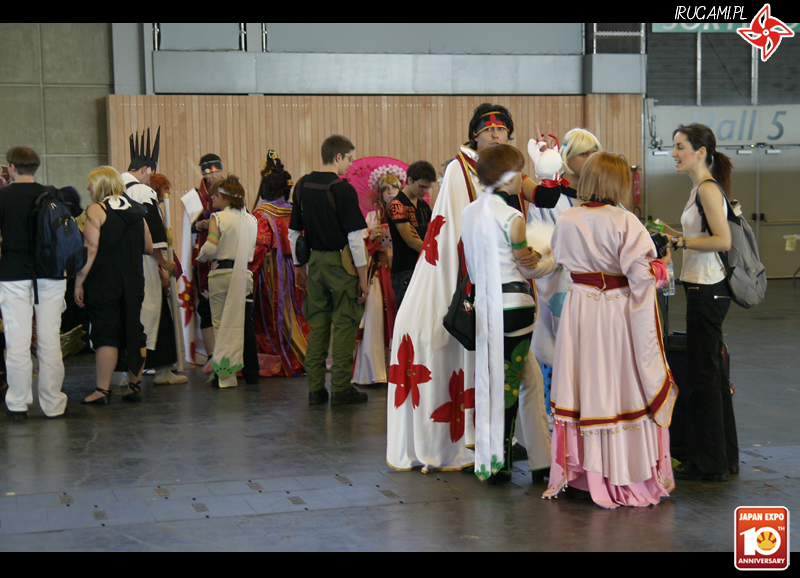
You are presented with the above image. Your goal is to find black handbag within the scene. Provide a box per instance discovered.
[293,178,310,265]
[295,234,310,265]
[443,252,476,351]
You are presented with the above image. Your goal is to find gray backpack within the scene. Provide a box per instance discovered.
[695,179,767,309]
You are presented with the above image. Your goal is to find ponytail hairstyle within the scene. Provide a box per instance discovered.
[257,150,293,207]
[673,123,733,197]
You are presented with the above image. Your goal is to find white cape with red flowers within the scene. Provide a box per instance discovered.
[386,146,551,474]
[386,146,477,472]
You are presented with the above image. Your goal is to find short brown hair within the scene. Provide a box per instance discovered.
[6,146,41,176]
[476,144,524,188]
[576,152,632,207]
[209,174,246,210]
[321,134,354,165]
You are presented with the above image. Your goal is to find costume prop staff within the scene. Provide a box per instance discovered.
[161,185,184,373]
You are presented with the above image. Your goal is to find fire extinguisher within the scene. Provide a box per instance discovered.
[632,167,642,206]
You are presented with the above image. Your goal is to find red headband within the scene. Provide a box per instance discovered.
[472,112,509,138]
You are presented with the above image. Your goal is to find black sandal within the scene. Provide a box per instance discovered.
[121,381,141,402]
[81,388,112,405]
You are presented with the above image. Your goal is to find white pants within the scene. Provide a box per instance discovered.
[0,279,67,416]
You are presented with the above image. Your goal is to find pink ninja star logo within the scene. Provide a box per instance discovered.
[737,4,795,61]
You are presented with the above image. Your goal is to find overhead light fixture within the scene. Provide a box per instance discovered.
[652,149,669,156]
[766,147,781,155]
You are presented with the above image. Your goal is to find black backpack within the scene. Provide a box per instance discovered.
[29,186,87,301]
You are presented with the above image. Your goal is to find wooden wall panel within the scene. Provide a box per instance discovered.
[107,94,642,258]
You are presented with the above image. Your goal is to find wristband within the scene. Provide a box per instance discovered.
[511,239,528,250]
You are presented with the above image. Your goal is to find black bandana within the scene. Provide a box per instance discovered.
[200,154,223,176]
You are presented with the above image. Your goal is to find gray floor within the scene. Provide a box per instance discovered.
[1,279,799,552]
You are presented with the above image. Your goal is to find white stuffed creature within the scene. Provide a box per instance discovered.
[527,137,563,182]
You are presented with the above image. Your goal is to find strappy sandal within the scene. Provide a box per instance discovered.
[81,388,112,405]
[121,381,141,402]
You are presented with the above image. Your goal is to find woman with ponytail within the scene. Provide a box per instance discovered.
[664,123,738,482]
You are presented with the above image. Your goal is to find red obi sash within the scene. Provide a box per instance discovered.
[570,271,629,292]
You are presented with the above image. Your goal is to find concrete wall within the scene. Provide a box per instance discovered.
[0,23,113,208]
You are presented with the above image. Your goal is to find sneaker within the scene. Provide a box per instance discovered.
[330,386,368,405]
[309,388,329,405]
[154,369,189,385]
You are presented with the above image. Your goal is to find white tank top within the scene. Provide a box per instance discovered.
[680,185,727,285]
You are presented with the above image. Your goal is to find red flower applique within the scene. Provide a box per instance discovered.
[179,277,196,323]
[430,370,475,443]
[420,215,446,266]
[389,334,432,409]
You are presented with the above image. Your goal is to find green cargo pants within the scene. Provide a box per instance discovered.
[303,251,364,393]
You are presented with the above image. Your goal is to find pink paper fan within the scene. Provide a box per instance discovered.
[344,157,409,217]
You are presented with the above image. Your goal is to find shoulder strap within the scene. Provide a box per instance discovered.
[695,179,733,234]
[293,175,306,216]
[695,178,734,274]
[303,177,343,212]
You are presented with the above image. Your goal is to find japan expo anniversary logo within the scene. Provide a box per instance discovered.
[735,507,789,570]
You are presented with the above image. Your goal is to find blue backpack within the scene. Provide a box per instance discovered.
[30,186,87,301]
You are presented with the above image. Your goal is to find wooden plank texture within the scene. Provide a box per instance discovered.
[107,94,643,259]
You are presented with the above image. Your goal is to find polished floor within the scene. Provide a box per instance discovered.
[1,279,798,552]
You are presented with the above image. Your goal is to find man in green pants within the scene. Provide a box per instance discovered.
[289,135,370,405]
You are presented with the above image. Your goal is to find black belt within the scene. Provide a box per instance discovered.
[215,259,235,268]
[502,281,532,296]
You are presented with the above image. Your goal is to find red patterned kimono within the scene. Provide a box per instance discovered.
[250,198,309,376]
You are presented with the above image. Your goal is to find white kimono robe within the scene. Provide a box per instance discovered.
[386,146,551,474]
